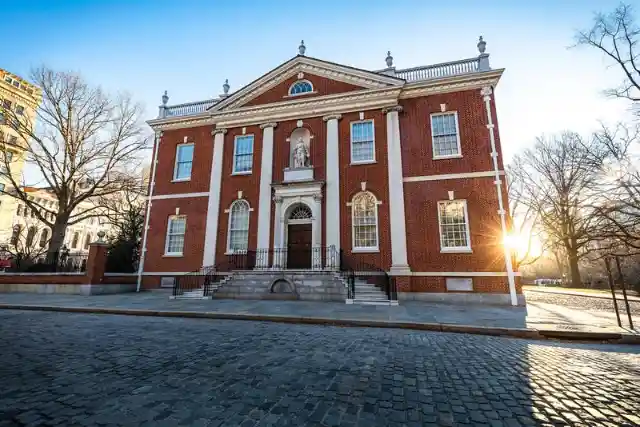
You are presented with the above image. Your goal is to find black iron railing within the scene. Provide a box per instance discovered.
[224,246,340,270]
[173,266,225,297]
[7,252,88,273]
[339,257,397,302]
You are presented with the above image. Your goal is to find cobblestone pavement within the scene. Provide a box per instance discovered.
[525,291,640,315]
[1,311,639,427]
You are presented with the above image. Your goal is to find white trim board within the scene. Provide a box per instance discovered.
[403,170,505,183]
[150,192,209,200]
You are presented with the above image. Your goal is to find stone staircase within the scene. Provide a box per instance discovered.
[170,270,398,305]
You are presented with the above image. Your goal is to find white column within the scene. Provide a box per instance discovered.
[272,196,284,268]
[322,114,341,264]
[481,86,518,306]
[384,106,410,274]
[311,192,323,269]
[256,122,277,267]
[202,128,227,267]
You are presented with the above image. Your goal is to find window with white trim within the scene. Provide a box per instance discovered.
[165,216,186,255]
[351,192,379,250]
[438,200,470,251]
[233,135,254,174]
[431,112,461,158]
[289,80,313,96]
[173,144,194,180]
[350,120,375,163]
[227,200,250,252]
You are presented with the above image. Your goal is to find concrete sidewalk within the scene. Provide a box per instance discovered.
[525,286,640,302]
[0,291,638,343]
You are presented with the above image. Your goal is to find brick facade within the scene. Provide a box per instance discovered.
[143,53,518,299]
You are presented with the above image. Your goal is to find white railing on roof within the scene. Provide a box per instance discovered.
[162,99,217,118]
[394,57,480,82]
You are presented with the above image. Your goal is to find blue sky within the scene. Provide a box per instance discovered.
[3,0,633,169]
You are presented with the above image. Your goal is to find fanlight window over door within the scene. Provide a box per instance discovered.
[289,204,312,220]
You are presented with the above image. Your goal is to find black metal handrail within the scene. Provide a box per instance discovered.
[173,265,225,297]
[338,257,397,302]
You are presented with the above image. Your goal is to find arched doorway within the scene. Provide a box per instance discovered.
[285,203,312,269]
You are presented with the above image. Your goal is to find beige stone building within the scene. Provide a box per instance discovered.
[0,68,42,244]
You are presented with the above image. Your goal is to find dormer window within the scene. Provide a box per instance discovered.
[289,80,313,96]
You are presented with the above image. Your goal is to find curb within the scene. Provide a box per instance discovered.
[1,303,637,344]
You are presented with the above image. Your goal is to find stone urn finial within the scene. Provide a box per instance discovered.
[161,90,169,106]
[298,40,306,55]
[97,230,106,243]
[223,79,230,95]
[385,51,393,67]
[477,36,486,54]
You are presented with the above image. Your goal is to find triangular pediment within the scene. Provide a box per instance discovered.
[210,55,404,112]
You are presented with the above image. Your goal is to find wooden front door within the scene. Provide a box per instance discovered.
[287,224,312,269]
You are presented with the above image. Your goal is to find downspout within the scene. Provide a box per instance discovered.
[136,129,162,292]
[481,86,518,306]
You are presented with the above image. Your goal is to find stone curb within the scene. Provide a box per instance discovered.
[1,303,638,344]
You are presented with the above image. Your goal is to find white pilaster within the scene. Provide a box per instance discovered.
[384,106,410,274]
[272,196,284,268]
[481,86,518,306]
[202,128,227,267]
[257,123,277,257]
[323,114,342,263]
[312,192,323,269]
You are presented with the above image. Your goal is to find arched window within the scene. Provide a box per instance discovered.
[10,224,21,246]
[351,192,379,251]
[227,200,250,252]
[288,80,313,96]
[71,232,80,249]
[84,233,92,250]
[25,226,37,247]
[289,204,312,220]
[39,229,49,248]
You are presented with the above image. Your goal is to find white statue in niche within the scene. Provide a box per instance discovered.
[292,137,309,168]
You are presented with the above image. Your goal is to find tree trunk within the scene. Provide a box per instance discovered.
[47,217,69,259]
[567,249,582,288]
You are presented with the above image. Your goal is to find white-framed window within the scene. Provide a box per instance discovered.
[15,105,24,116]
[173,144,194,181]
[289,80,313,96]
[431,112,461,158]
[438,200,471,252]
[71,232,80,249]
[165,215,187,255]
[39,229,49,248]
[233,135,254,174]
[351,191,380,251]
[350,120,375,164]
[227,200,250,252]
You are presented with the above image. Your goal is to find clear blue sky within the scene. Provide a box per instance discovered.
[3,0,632,167]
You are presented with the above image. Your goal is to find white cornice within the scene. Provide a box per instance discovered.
[0,85,40,109]
[146,69,505,132]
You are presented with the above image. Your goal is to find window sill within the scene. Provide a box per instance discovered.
[350,160,376,166]
[171,178,191,183]
[163,253,184,257]
[440,248,472,254]
[433,154,463,160]
[231,171,252,176]
[283,91,318,99]
[352,248,380,253]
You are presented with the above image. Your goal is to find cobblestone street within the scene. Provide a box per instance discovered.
[1,311,639,427]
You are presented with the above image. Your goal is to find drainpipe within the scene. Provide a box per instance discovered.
[136,130,162,292]
[481,86,517,306]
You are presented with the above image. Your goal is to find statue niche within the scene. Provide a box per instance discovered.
[289,128,311,169]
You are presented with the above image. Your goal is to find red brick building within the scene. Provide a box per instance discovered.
[141,38,521,305]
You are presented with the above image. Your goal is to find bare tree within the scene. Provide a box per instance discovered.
[513,132,608,287]
[576,3,640,114]
[0,67,148,258]
[506,156,546,266]
[590,122,640,252]
[0,217,49,270]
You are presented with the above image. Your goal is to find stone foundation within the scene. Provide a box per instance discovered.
[0,283,137,295]
[398,292,525,306]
